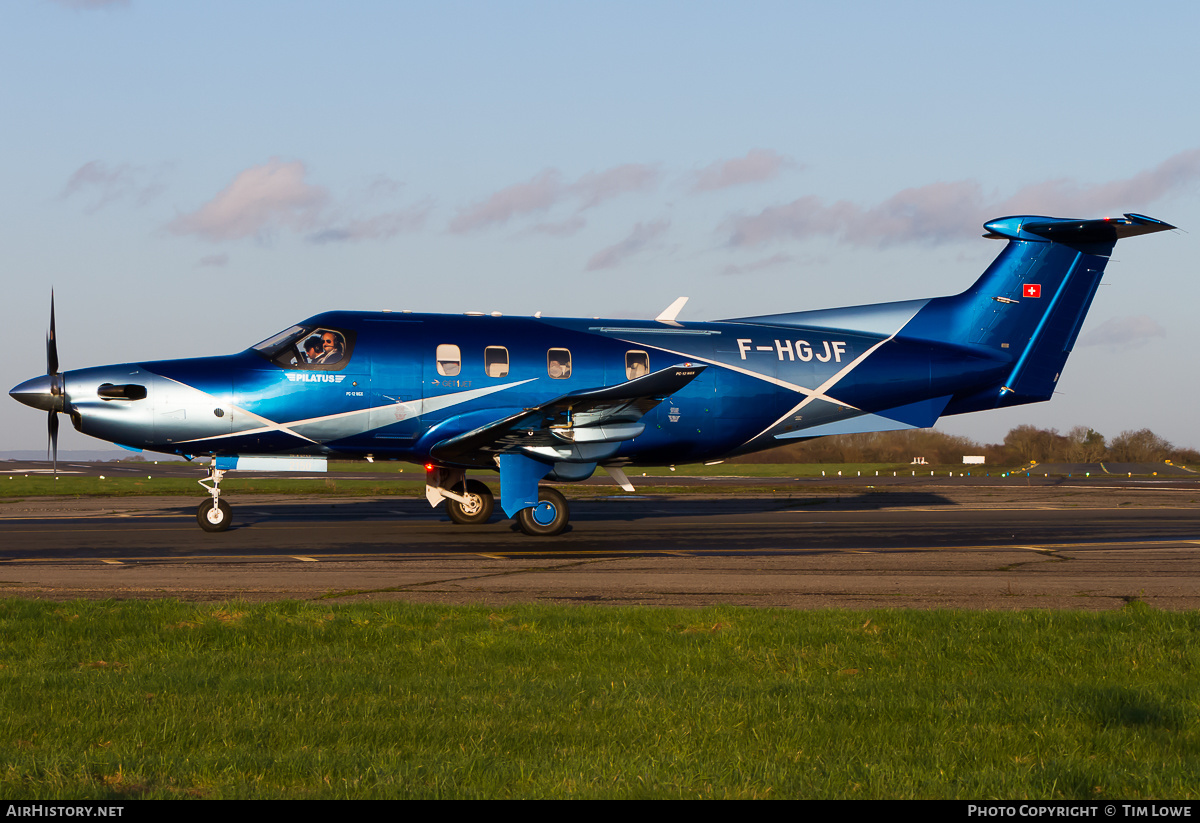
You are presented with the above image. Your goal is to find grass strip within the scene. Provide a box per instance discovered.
[0,461,1081,500]
[1,600,1197,799]
[0,475,428,498]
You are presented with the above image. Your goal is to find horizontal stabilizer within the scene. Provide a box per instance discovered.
[983,213,1175,246]
[775,395,951,440]
[874,394,952,428]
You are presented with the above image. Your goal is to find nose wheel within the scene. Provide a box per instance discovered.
[196,466,232,532]
[197,498,233,532]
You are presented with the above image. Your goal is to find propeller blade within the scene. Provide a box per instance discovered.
[48,409,59,477]
[47,290,59,376]
[47,291,61,477]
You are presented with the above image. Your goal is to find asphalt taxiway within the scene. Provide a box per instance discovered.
[2,479,1198,609]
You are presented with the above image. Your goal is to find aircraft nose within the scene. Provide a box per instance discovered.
[9,375,61,412]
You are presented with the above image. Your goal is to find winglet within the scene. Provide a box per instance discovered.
[655,296,689,323]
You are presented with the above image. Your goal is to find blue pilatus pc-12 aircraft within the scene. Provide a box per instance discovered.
[10,213,1174,535]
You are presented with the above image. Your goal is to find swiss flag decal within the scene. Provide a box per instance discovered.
[1024,283,1042,298]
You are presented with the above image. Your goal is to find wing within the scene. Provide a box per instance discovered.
[428,363,706,466]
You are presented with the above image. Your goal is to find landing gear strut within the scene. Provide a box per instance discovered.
[197,467,232,532]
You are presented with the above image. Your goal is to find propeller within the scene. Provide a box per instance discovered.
[46,291,62,476]
[9,292,71,477]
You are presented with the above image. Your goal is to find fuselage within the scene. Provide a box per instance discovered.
[46,306,1009,469]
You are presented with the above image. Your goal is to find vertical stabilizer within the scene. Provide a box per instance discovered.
[903,213,1173,409]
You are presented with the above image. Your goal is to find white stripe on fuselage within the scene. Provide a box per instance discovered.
[608,338,860,409]
[153,374,320,445]
[746,335,895,442]
[742,303,925,443]
[173,378,538,445]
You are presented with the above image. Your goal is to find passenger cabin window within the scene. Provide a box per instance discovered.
[626,351,649,380]
[484,346,509,378]
[252,324,354,371]
[436,344,461,376]
[547,348,571,379]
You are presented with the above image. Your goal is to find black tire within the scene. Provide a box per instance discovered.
[197,498,232,532]
[446,479,494,525]
[516,487,569,536]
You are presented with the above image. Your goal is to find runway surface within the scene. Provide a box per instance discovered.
[2,480,1199,609]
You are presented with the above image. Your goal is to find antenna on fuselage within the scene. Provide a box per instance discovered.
[655,296,688,325]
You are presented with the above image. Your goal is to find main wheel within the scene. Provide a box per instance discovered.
[516,487,569,536]
[197,498,232,532]
[446,479,494,525]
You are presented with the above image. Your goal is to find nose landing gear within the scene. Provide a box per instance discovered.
[197,497,233,532]
[197,467,232,532]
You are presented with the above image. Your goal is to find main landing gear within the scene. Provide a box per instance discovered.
[515,487,569,537]
[426,466,497,526]
[445,478,495,525]
[448,480,565,536]
[197,467,232,532]
[425,465,568,536]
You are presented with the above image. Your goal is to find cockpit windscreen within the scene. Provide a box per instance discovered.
[252,325,354,370]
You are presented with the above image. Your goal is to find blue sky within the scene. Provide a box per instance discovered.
[4,0,1198,454]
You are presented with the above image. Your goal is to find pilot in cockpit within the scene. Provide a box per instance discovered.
[311,331,344,365]
[303,336,323,363]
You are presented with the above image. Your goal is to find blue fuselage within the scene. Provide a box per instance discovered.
[57,307,1009,468]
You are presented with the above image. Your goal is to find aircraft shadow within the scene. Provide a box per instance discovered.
[183,489,959,529]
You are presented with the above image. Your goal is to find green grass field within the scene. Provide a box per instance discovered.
[0,473,428,498]
[0,461,1059,500]
[1,599,1197,799]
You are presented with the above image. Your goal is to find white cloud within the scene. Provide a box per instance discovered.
[307,203,432,244]
[449,170,565,234]
[168,159,328,242]
[570,164,659,209]
[995,150,1200,217]
[724,148,1200,248]
[61,161,165,213]
[166,159,426,244]
[449,163,660,234]
[586,220,670,271]
[693,149,794,193]
[1078,315,1166,348]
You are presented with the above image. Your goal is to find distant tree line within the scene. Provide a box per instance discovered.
[732,425,1200,466]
